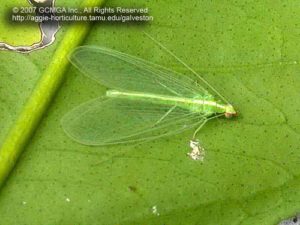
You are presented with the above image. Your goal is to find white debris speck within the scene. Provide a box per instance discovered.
[151,205,160,216]
[278,214,300,225]
[187,140,205,161]
[22,201,27,205]
[65,198,71,202]
[33,0,48,3]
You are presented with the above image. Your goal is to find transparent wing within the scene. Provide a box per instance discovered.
[69,46,210,98]
[61,98,207,146]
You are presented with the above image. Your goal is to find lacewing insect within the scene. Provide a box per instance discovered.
[61,33,237,160]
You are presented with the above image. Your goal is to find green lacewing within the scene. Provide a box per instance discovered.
[61,33,237,160]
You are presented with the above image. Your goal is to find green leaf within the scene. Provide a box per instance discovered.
[0,1,42,45]
[0,1,299,225]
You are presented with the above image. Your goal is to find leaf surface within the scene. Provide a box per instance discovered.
[0,1,299,225]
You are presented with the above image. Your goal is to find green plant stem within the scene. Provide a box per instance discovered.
[0,0,105,188]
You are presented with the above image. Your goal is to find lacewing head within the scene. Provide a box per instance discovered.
[224,104,237,118]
